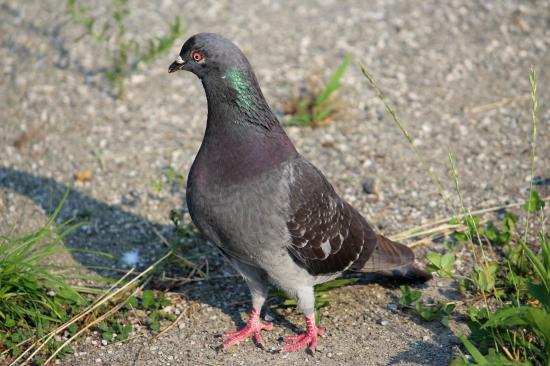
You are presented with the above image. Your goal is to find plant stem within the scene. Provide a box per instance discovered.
[520,68,539,261]
[360,64,456,217]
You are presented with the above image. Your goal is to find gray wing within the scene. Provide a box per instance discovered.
[286,157,378,275]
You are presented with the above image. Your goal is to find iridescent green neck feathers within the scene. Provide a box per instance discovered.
[225,68,256,110]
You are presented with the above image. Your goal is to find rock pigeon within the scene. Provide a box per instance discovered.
[168,33,431,353]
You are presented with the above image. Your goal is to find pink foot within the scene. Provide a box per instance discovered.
[281,316,325,353]
[222,307,273,350]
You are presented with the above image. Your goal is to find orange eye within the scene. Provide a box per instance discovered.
[192,51,204,62]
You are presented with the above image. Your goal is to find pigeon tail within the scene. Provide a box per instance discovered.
[377,263,433,283]
[359,235,432,283]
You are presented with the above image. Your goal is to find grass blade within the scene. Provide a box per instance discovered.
[315,53,352,106]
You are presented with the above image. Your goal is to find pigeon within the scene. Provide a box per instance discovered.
[168,33,431,353]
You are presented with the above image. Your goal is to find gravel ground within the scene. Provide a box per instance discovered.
[1,0,550,365]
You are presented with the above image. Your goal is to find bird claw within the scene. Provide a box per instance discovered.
[221,308,273,350]
[280,317,324,353]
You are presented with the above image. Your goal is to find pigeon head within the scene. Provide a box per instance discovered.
[168,33,249,79]
[169,33,281,131]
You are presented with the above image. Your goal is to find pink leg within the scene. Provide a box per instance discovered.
[222,307,273,350]
[281,316,325,353]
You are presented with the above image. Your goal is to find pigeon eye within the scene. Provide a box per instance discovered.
[192,51,204,62]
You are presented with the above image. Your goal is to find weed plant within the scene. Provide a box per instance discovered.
[0,193,184,364]
[362,64,549,365]
[0,193,87,359]
[284,54,352,127]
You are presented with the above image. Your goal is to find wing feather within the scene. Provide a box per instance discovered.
[286,158,377,275]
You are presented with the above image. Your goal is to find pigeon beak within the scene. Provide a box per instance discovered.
[168,56,186,73]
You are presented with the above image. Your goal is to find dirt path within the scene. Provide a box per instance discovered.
[1,0,549,365]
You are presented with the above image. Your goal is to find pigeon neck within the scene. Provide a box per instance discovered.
[202,67,279,131]
[193,68,297,185]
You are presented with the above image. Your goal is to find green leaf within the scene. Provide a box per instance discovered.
[116,324,132,341]
[497,231,511,245]
[312,101,337,122]
[68,324,78,335]
[150,310,161,321]
[523,191,545,213]
[149,320,160,332]
[454,231,468,242]
[141,290,156,310]
[426,252,441,266]
[102,331,114,341]
[527,282,550,310]
[125,296,138,309]
[151,177,163,193]
[314,53,352,107]
[473,263,498,292]
[483,306,550,344]
[158,292,171,307]
[441,253,457,273]
[165,168,175,185]
[314,278,359,292]
[484,222,499,242]
[502,212,517,232]
[426,252,456,277]
[282,299,297,306]
[316,299,330,309]
[4,315,15,328]
[270,289,290,300]
[520,241,550,292]
[399,285,422,306]
[457,334,487,364]
[98,322,111,332]
[464,215,481,234]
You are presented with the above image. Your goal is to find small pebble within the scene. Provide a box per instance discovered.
[362,177,376,194]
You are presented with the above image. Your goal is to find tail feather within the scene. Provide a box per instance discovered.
[361,235,414,272]
[377,263,433,283]
[360,235,432,283]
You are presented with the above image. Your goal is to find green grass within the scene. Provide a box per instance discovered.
[151,167,185,194]
[283,53,352,127]
[399,285,455,327]
[362,65,549,365]
[66,0,184,99]
[0,192,87,358]
[0,192,194,364]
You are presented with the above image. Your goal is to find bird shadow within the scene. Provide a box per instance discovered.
[0,167,246,330]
